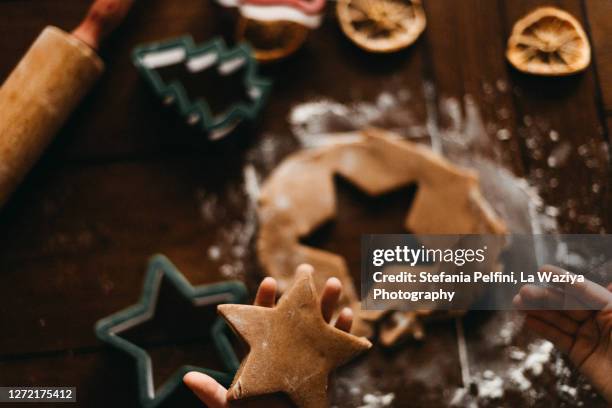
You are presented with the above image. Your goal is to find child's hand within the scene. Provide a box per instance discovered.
[513,265,612,403]
[184,274,354,408]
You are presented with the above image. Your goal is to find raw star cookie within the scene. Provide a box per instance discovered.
[218,264,372,408]
[256,128,506,343]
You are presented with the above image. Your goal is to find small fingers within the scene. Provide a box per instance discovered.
[524,315,573,354]
[513,285,592,322]
[321,277,342,323]
[334,307,353,333]
[254,277,277,307]
[183,372,229,408]
[513,284,564,309]
[524,310,579,337]
[539,265,612,309]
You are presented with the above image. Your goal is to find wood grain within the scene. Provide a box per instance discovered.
[0,346,212,408]
[499,0,609,233]
[423,0,527,175]
[0,0,610,406]
[584,0,612,113]
[607,117,612,230]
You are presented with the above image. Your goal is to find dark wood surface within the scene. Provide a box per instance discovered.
[586,0,612,114]
[0,0,610,407]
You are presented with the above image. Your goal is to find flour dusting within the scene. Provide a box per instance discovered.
[288,89,559,234]
[508,340,555,391]
[477,370,504,399]
[195,165,261,279]
[358,392,395,408]
[289,92,428,148]
[192,85,605,406]
[284,89,607,406]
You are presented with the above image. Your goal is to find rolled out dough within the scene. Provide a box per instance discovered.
[257,128,506,341]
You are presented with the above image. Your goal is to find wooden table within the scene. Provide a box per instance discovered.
[0,0,610,407]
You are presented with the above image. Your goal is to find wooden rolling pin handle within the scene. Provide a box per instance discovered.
[72,0,134,50]
[0,0,133,208]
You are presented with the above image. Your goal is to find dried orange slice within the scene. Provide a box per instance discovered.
[236,17,309,63]
[507,7,591,76]
[336,0,426,53]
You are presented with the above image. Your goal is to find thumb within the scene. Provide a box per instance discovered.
[183,372,229,408]
[539,265,612,309]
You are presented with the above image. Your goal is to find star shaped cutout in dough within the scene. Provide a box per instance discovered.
[256,128,507,344]
[218,264,372,407]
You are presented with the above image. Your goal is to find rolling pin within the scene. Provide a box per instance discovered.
[0,0,133,207]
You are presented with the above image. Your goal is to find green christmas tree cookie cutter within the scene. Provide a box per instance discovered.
[95,254,247,407]
[133,36,272,140]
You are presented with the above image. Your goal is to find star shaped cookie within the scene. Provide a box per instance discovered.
[218,264,372,407]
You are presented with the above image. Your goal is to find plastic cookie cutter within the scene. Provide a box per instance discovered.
[217,0,327,62]
[132,36,272,140]
[95,254,248,408]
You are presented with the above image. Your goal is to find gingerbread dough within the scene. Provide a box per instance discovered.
[218,264,372,408]
[257,128,506,342]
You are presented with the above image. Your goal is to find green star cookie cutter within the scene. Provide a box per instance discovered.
[94,254,247,407]
[133,36,272,140]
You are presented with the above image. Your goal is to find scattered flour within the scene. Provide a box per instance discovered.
[451,339,557,405]
[194,86,603,406]
[523,341,555,376]
[196,165,261,279]
[358,393,395,408]
[287,89,559,235]
[207,245,221,260]
[197,191,220,223]
[201,88,574,285]
[289,92,427,148]
[477,370,504,399]
[508,347,527,361]
[245,132,291,173]
[508,340,554,391]
[286,90,564,406]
